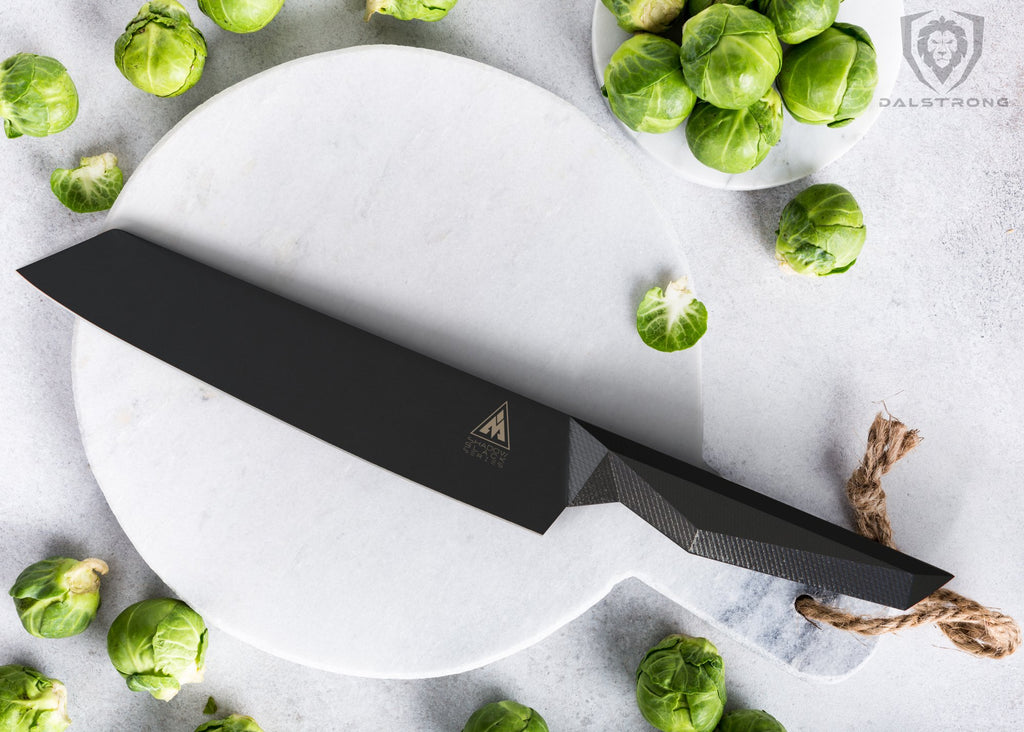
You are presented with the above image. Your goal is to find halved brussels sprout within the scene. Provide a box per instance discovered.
[0,666,70,732]
[776,23,878,127]
[718,708,788,732]
[198,0,285,33]
[775,183,866,275]
[679,4,782,110]
[195,714,265,732]
[685,87,782,173]
[601,0,687,33]
[50,154,124,213]
[636,634,726,731]
[636,278,707,352]
[0,53,78,138]
[760,0,840,44]
[115,1,207,97]
[461,700,548,732]
[9,556,109,637]
[364,0,457,21]
[603,34,696,133]
[107,597,208,701]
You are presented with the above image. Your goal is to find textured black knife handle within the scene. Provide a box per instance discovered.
[571,421,953,610]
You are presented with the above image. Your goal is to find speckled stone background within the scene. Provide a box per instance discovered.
[1,1,1022,730]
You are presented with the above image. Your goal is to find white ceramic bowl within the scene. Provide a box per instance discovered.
[591,1,904,189]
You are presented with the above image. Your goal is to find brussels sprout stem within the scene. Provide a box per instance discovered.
[664,276,697,310]
[66,558,109,594]
[364,0,386,20]
[35,678,72,724]
[665,276,694,299]
[52,681,70,723]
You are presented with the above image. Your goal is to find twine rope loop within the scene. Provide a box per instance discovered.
[795,413,1020,659]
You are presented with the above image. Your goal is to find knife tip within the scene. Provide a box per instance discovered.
[904,567,955,609]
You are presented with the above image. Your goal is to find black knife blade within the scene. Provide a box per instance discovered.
[19,229,953,609]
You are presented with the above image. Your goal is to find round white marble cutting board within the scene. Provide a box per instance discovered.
[591,0,903,190]
[75,44,703,679]
[75,45,874,681]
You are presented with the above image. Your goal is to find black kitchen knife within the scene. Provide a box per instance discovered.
[19,229,953,609]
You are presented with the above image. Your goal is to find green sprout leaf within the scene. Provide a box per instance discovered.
[635,634,726,732]
[777,23,878,127]
[679,4,782,110]
[775,183,866,276]
[9,556,109,638]
[195,714,266,732]
[107,597,208,701]
[204,696,219,715]
[198,0,285,33]
[364,0,458,22]
[461,700,549,732]
[603,34,696,134]
[0,53,78,138]
[0,666,71,732]
[687,0,758,14]
[760,0,840,45]
[50,153,124,213]
[114,1,207,97]
[601,0,687,34]
[685,87,783,173]
[636,278,708,352]
[718,708,788,732]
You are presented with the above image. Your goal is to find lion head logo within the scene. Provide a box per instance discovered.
[902,10,984,94]
[917,17,969,82]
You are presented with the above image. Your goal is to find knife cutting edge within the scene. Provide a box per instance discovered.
[18,229,953,610]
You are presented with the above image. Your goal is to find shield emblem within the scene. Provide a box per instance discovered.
[902,10,985,94]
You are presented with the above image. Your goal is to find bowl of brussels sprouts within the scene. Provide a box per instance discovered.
[592,0,902,189]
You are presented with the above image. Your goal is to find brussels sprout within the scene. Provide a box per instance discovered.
[107,597,208,700]
[9,556,109,638]
[601,0,687,33]
[115,1,207,97]
[603,34,696,134]
[685,87,782,173]
[688,0,758,14]
[0,666,70,732]
[679,4,782,110]
[198,0,285,33]
[462,700,549,732]
[364,0,457,22]
[718,708,788,732]
[0,53,78,138]
[635,634,726,732]
[775,183,866,275]
[776,23,877,127]
[636,278,708,352]
[196,714,265,732]
[759,0,840,44]
[50,153,125,214]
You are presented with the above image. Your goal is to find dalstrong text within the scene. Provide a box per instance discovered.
[879,96,1010,108]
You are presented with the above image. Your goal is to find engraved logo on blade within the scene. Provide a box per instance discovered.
[471,401,511,450]
[464,401,510,469]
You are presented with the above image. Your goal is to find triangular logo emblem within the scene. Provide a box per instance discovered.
[471,401,511,450]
